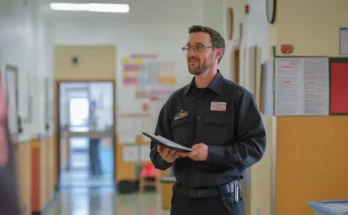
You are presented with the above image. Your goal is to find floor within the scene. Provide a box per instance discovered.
[51,131,171,214]
[59,137,114,189]
[43,189,170,215]
[59,171,114,188]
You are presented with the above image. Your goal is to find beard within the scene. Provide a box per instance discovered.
[187,54,214,75]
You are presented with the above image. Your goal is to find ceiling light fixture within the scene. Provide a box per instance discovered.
[49,3,130,13]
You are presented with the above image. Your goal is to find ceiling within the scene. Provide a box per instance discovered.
[39,0,204,21]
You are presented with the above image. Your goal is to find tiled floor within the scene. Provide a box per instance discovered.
[52,135,169,214]
[43,188,170,215]
[59,171,114,188]
[59,136,114,189]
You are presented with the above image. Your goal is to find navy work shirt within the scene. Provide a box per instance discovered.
[150,70,266,188]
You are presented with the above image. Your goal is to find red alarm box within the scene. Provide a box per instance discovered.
[281,44,294,54]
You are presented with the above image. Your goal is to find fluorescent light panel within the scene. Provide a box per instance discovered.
[49,3,130,13]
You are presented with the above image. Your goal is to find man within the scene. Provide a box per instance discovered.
[88,100,102,176]
[149,25,266,215]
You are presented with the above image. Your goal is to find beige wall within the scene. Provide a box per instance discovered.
[277,0,347,57]
[54,46,116,80]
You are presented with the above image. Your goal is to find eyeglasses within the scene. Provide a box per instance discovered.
[182,44,213,53]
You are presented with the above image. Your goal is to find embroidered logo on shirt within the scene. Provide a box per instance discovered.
[174,110,188,120]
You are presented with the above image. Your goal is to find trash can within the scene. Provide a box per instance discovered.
[308,200,348,215]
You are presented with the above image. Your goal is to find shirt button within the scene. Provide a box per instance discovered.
[199,100,201,103]
[197,117,201,120]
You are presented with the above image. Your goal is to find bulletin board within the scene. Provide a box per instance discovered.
[274,56,348,116]
[329,57,348,115]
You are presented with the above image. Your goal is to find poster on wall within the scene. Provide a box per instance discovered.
[329,57,348,115]
[274,57,329,116]
[122,58,140,85]
[159,62,177,85]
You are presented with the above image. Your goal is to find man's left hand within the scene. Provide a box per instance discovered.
[180,143,208,161]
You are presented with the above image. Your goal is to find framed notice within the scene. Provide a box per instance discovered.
[5,65,20,136]
[274,57,330,116]
[329,57,348,115]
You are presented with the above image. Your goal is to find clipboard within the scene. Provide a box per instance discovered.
[142,132,193,152]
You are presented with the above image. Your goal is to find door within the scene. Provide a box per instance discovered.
[58,81,115,188]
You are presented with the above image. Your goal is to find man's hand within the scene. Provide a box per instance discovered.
[184,143,208,161]
[157,145,182,163]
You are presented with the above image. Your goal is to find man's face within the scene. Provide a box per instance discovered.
[185,32,219,75]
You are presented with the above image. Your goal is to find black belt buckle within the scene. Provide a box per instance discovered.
[189,188,203,198]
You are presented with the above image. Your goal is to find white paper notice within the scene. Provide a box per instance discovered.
[275,58,304,115]
[123,145,139,162]
[118,132,136,144]
[140,145,151,161]
[303,58,329,115]
[275,57,329,116]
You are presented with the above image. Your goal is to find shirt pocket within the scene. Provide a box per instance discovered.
[171,117,193,147]
[203,115,234,145]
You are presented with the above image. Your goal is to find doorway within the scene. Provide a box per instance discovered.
[57,81,115,189]
[233,48,240,84]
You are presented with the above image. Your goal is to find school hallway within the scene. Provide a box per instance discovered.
[2,0,348,215]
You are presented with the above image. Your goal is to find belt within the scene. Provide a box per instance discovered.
[172,181,240,198]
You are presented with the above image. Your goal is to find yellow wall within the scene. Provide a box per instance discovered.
[15,142,32,215]
[12,138,55,215]
[54,46,116,80]
[30,137,56,213]
[276,116,348,215]
[277,0,348,57]
[41,137,56,210]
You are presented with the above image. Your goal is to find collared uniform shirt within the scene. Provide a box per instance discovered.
[150,70,266,189]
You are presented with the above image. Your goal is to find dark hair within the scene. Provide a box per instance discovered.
[188,25,225,63]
